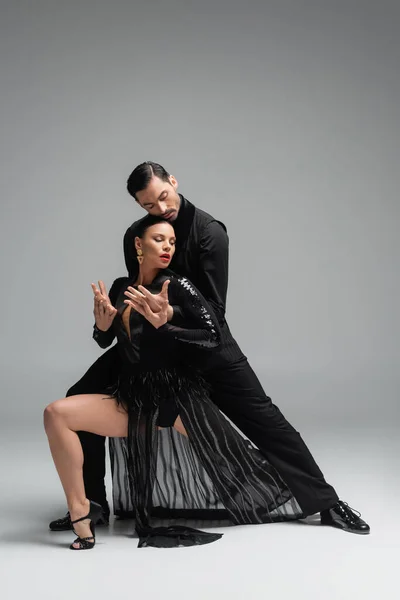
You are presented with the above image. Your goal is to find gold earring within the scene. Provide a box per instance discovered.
[136,248,144,265]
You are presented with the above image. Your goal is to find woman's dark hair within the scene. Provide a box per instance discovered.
[135,214,175,238]
[127,161,170,199]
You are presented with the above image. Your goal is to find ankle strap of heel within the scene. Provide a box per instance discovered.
[71,513,90,526]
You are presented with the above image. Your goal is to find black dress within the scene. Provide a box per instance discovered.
[94,269,303,547]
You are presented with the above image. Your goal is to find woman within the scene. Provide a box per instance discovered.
[44,215,303,551]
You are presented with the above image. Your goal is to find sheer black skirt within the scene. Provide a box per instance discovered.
[107,366,304,548]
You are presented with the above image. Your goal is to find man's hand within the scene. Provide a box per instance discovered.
[91,280,117,331]
[124,280,173,320]
[124,280,170,329]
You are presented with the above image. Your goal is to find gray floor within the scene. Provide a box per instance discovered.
[0,422,397,600]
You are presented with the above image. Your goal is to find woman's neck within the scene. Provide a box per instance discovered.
[135,266,160,286]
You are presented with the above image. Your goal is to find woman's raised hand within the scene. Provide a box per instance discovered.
[124,280,170,329]
[91,280,117,331]
[124,280,170,315]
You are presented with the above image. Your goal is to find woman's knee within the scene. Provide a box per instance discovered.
[43,398,68,429]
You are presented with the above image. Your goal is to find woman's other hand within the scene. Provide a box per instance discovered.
[124,280,171,315]
[124,280,170,329]
[91,280,117,331]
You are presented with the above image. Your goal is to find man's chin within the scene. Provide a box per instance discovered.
[164,213,178,222]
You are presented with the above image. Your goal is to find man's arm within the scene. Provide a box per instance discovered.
[197,220,229,325]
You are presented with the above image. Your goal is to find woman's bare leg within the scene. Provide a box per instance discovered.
[44,394,128,547]
[158,416,188,436]
[173,415,187,437]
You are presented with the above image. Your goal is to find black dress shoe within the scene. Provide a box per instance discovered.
[49,510,109,531]
[320,501,370,534]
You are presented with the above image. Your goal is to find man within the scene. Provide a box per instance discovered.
[50,161,369,534]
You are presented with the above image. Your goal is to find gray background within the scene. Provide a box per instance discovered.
[0,1,398,599]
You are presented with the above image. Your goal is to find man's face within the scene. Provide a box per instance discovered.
[135,175,181,221]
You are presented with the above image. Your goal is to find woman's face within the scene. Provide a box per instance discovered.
[136,222,176,269]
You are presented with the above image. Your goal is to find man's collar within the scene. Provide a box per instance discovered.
[173,195,195,254]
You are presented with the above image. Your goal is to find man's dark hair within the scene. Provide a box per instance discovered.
[126,161,170,199]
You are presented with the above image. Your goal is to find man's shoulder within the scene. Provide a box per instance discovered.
[189,200,227,233]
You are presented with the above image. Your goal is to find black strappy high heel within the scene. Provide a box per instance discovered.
[69,501,104,551]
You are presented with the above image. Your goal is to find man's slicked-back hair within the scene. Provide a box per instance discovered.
[126,161,170,199]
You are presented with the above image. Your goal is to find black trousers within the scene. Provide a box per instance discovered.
[67,349,338,517]
[205,358,338,515]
